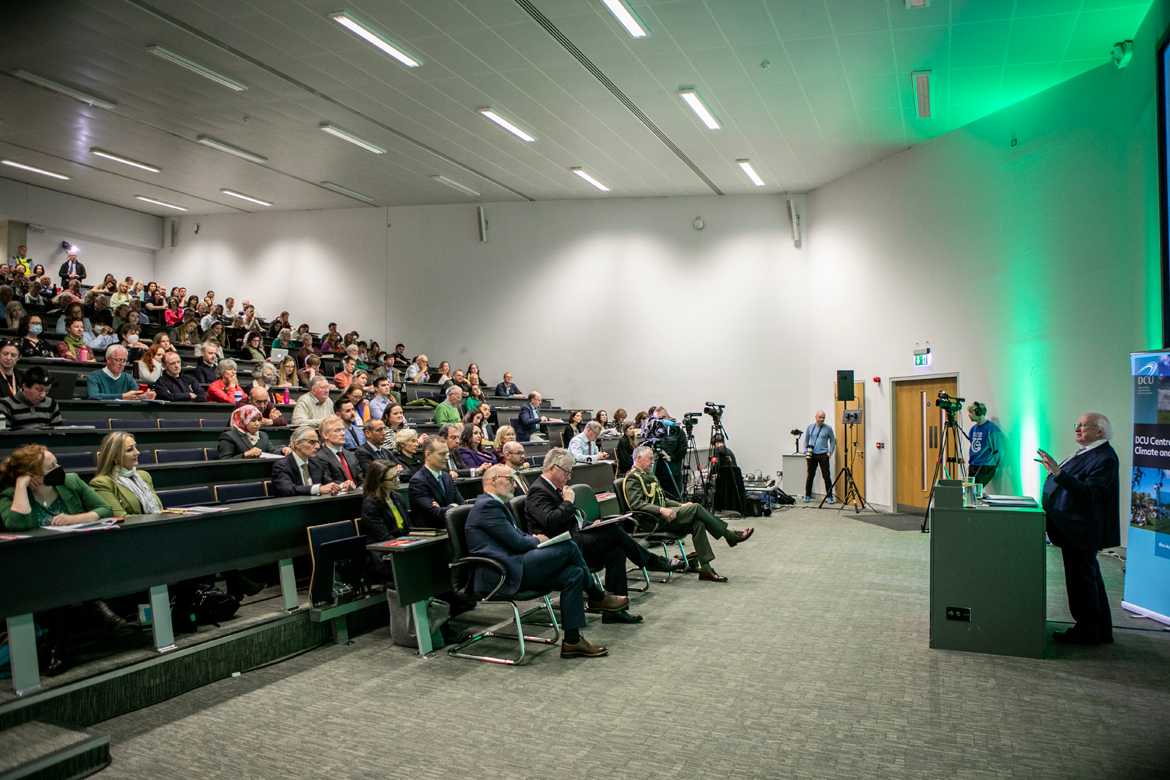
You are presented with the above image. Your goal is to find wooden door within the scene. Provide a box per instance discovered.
[894,377,959,511]
[833,381,866,506]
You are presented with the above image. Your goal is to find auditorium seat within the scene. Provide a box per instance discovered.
[155,448,207,464]
[111,419,156,430]
[57,451,95,468]
[156,486,214,509]
[213,482,267,503]
[200,419,229,428]
[159,419,200,429]
[204,448,220,460]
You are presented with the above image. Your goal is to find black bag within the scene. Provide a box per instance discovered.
[191,586,240,623]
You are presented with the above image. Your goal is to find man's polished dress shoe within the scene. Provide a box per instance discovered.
[602,609,643,624]
[656,556,688,573]
[726,528,754,547]
[1053,629,1101,645]
[561,636,608,658]
[698,569,728,583]
[586,592,630,613]
[92,599,133,636]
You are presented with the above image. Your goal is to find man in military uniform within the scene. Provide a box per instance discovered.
[622,445,753,582]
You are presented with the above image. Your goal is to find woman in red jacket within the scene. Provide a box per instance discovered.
[206,359,245,403]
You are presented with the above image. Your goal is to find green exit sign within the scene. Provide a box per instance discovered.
[914,351,931,367]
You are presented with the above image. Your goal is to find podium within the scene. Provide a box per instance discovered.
[929,482,1047,658]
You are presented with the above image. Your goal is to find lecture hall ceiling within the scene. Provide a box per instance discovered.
[0,0,1152,215]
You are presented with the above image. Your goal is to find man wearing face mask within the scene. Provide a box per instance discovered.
[87,345,155,401]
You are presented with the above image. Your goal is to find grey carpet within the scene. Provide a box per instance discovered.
[93,508,1170,779]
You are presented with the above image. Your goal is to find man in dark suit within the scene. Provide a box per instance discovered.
[355,418,400,476]
[467,465,628,658]
[408,436,465,528]
[1038,412,1120,645]
[442,423,474,477]
[516,390,548,442]
[272,426,344,497]
[316,415,362,488]
[495,372,523,398]
[526,448,685,625]
[57,251,85,288]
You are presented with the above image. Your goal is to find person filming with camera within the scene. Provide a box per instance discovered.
[966,401,1003,487]
[803,410,836,503]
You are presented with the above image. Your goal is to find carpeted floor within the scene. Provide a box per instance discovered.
[94,507,1170,779]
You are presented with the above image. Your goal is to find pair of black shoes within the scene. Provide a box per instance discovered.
[1053,627,1113,645]
[602,609,643,624]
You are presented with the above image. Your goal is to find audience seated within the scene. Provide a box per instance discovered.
[296,355,321,388]
[316,415,361,488]
[441,423,473,478]
[615,422,636,474]
[335,397,365,449]
[88,432,163,515]
[154,351,203,402]
[237,384,287,427]
[0,340,21,399]
[271,327,294,352]
[243,332,266,361]
[88,345,155,400]
[1,444,112,530]
[404,354,428,382]
[467,465,627,658]
[368,376,395,419]
[193,343,219,388]
[359,460,410,581]
[529,448,683,627]
[137,344,166,383]
[58,318,95,361]
[442,369,470,396]
[516,391,548,442]
[408,435,464,529]
[459,424,495,473]
[561,410,584,447]
[334,356,356,389]
[296,333,320,366]
[277,355,301,389]
[568,420,610,464]
[354,418,400,476]
[206,359,246,404]
[321,323,342,352]
[271,426,343,497]
[389,343,410,369]
[493,425,516,462]
[393,428,424,479]
[465,363,484,390]
[624,445,752,583]
[0,366,61,430]
[291,376,334,427]
[218,405,290,459]
[495,372,523,398]
[498,440,531,486]
[433,386,463,425]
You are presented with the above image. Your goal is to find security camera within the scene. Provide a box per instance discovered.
[1112,40,1133,69]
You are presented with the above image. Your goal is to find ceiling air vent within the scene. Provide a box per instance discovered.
[905,0,930,7]
[911,71,932,119]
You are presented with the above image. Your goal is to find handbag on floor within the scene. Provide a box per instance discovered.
[386,591,449,649]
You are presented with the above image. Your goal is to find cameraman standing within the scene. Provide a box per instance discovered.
[804,410,835,504]
[966,401,1003,487]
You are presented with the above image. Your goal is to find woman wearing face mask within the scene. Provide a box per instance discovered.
[18,314,54,358]
[0,444,112,530]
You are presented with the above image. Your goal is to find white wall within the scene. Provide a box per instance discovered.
[156,196,809,472]
[0,177,161,282]
[805,3,1165,532]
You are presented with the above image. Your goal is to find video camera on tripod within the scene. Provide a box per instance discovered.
[704,402,724,419]
[683,411,702,435]
[935,391,965,414]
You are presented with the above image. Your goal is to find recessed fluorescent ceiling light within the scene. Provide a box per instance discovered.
[478,109,535,142]
[1,160,70,180]
[570,168,610,192]
[330,12,420,67]
[12,70,118,110]
[736,160,765,186]
[90,148,160,173]
[221,188,272,206]
[136,196,187,211]
[321,181,373,203]
[146,46,247,91]
[430,175,479,197]
[197,136,268,164]
[600,0,649,37]
[911,70,932,119]
[320,123,385,154]
[679,89,720,130]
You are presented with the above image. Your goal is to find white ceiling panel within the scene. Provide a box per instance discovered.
[0,0,1151,214]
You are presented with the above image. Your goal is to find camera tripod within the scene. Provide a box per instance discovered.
[680,420,708,505]
[919,408,968,533]
[818,408,874,513]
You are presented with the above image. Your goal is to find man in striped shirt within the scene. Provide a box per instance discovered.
[0,366,62,430]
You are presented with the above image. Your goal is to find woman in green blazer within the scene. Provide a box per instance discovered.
[88,431,163,516]
[0,445,112,530]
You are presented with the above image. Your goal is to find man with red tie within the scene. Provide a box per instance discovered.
[316,415,361,489]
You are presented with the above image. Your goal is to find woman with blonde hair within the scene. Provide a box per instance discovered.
[89,432,163,516]
[276,354,299,388]
[4,300,25,329]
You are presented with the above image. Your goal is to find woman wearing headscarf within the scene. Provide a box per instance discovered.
[218,405,290,459]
